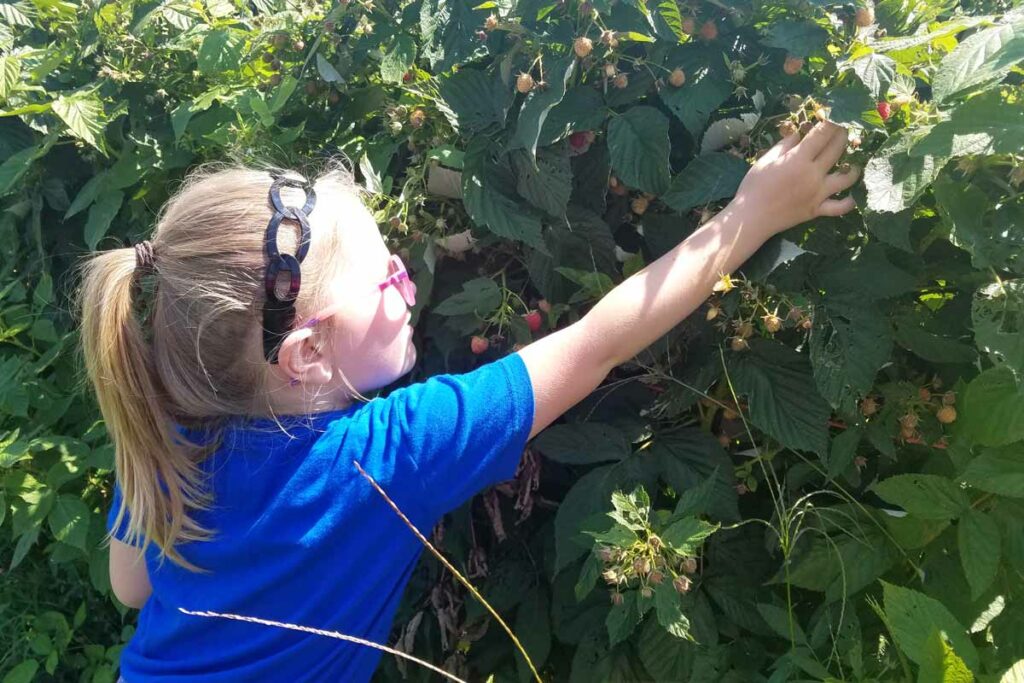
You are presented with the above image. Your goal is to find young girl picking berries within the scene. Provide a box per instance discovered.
[78,121,857,682]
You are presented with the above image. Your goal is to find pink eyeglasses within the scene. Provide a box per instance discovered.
[299,254,417,329]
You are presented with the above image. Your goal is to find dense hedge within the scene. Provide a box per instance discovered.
[1,0,1023,680]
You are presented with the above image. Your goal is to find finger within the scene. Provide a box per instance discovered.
[823,165,861,196]
[816,125,851,168]
[759,128,799,165]
[817,195,857,217]
[799,121,843,159]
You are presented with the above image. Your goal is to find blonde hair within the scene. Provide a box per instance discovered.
[74,159,366,570]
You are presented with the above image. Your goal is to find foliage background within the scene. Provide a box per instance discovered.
[0,0,1023,680]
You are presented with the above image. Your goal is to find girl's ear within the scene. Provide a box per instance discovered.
[276,327,333,386]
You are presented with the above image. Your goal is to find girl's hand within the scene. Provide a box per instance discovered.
[730,121,861,236]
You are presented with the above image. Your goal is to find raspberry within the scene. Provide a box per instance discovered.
[537,299,552,314]
[516,73,535,93]
[673,575,692,593]
[292,39,305,51]
[730,337,749,352]
[937,405,957,424]
[603,62,617,78]
[706,306,720,321]
[855,4,875,27]
[681,557,697,574]
[610,591,624,605]
[762,314,782,333]
[470,336,489,354]
[899,413,919,430]
[484,13,498,30]
[569,131,589,149]
[783,55,804,75]
[574,36,593,58]
[631,196,649,215]
[877,101,891,120]
[613,73,628,89]
[408,109,426,128]
[779,120,797,137]
[918,387,931,402]
[649,570,664,585]
[681,17,695,35]
[942,391,956,406]
[402,71,413,83]
[717,433,730,448]
[860,397,878,417]
[736,321,754,339]
[700,20,718,41]
[668,68,685,87]
[523,310,542,332]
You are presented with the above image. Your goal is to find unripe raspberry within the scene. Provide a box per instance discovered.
[706,306,720,321]
[681,17,695,35]
[855,4,875,27]
[942,391,956,406]
[574,36,593,58]
[918,387,931,402]
[470,336,489,354]
[640,586,653,598]
[800,317,813,330]
[779,120,797,137]
[292,39,305,51]
[631,196,649,215]
[634,557,652,576]
[516,73,535,93]
[484,13,498,30]
[600,30,618,47]
[783,55,804,75]
[598,546,615,563]
[860,397,878,417]
[610,591,624,605]
[649,570,664,585]
[736,321,754,339]
[673,575,692,593]
[409,109,426,128]
[899,413,919,430]
[937,405,957,424]
[900,426,916,441]
[699,20,717,41]
[602,568,619,584]
[613,73,628,89]
[730,337,749,352]
[668,68,685,87]
[603,62,617,78]
[762,314,782,333]
[328,91,340,105]
[682,557,698,574]
[538,299,552,314]
[854,455,868,469]
[649,534,662,551]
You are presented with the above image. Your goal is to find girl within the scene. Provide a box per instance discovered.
[77,121,857,682]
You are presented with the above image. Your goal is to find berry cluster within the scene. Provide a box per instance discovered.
[598,536,699,603]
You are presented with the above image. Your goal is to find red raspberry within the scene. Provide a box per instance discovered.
[877,101,891,120]
[470,336,489,354]
[569,131,589,149]
[523,311,542,332]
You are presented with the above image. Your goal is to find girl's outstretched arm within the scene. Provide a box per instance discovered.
[518,121,860,440]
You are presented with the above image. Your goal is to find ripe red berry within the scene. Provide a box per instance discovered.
[877,101,891,120]
[783,55,804,75]
[470,336,489,354]
[699,20,718,41]
[523,311,542,332]
[569,131,589,149]
[402,71,413,83]
[668,67,686,87]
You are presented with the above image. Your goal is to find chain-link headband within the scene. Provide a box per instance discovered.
[263,172,317,364]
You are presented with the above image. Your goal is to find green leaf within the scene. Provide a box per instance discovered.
[761,20,829,57]
[864,132,945,213]
[606,106,671,195]
[0,54,20,101]
[538,87,607,146]
[511,147,572,218]
[756,603,807,646]
[817,244,917,300]
[433,277,501,316]
[0,144,45,197]
[850,52,896,98]
[960,366,1024,447]
[673,467,720,518]
[661,517,718,556]
[911,91,1024,157]
[437,69,510,133]
[197,28,245,76]
[871,474,969,520]
[918,628,974,683]
[648,430,739,521]
[654,0,685,42]
[741,236,808,282]
[509,56,575,160]
[809,298,892,413]
[961,444,1024,498]
[824,82,880,127]
[824,426,861,479]
[47,495,89,551]
[462,138,543,247]
[933,20,1024,102]
[933,175,1020,272]
[893,316,978,365]
[637,612,696,679]
[83,190,124,251]
[534,422,631,465]
[958,509,1000,600]
[316,53,343,83]
[973,279,1024,374]
[882,581,978,671]
[2,659,39,683]
[52,95,106,151]
[652,581,691,640]
[267,75,299,114]
[606,592,641,646]
[661,153,748,214]
[730,340,831,455]
[659,48,732,136]
[514,587,551,683]
[380,34,416,84]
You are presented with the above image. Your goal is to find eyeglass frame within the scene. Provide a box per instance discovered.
[294,253,417,331]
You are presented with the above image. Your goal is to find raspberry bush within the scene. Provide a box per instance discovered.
[1,0,1024,680]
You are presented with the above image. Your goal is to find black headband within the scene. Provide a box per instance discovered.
[263,172,317,364]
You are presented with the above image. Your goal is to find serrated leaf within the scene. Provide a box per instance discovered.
[864,133,944,213]
[380,34,416,84]
[437,69,511,133]
[871,474,969,520]
[850,52,896,98]
[52,95,106,151]
[84,190,124,251]
[508,56,575,161]
[741,236,808,282]
[659,48,732,136]
[0,144,45,197]
[197,28,244,76]
[918,628,974,683]
[824,83,878,126]
[894,317,978,365]
[882,581,978,670]
[730,340,831,455]
[606,592,641,646]
[47,495,89,551]
[433,276,501,316]
[661,153,748,214]
[654,0,685,42]
[761,20,829,57]
[511,147,572,218]
[960,365,1024,447]
[961,444,1024,498]
[933,175,1022,272]
[933,19,1024,102]
[972,279,1024,373]
[911,91,1024,157]
[958,509,1001,600]
[673,467,719,518]
[756,603,808,645]
[654,581,691,640]
[607,106,671,195]
[462,138,543,247]
[648,430,739,521]
[534,422,631,465]
[538,86,607,146]
[824,426,861,479]
[662,517,718,556]
[809,298,892,413]
[0,55,19,101]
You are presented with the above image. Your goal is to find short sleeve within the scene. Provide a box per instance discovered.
[383,352,535,519]
[107,481,140,546]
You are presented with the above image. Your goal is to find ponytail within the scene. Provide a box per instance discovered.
[77,244,212,571]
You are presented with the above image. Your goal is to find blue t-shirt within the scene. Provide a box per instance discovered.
[107,353,534,682]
